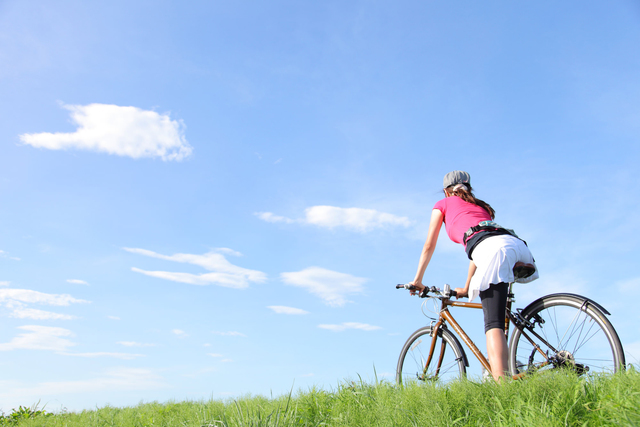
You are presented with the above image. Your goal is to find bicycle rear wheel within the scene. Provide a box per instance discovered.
[508,294,625,376]
[396,325,467,386]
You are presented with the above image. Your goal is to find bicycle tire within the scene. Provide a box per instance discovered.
[508,293,625,376]
[396,325,467,386]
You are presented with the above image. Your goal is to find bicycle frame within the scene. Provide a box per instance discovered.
[423,283,554,379]
[426,297,491,374]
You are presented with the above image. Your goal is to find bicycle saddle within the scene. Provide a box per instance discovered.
[513,262,535,279]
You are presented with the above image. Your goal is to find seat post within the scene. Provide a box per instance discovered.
[504,282,515,337]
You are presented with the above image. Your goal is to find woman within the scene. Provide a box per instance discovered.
[410,170,538,381]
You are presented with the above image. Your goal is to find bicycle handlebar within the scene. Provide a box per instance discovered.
[396,283,458,298]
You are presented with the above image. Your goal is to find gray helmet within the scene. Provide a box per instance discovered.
[443,171,470,188]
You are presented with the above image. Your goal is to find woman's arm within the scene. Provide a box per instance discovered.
[410,209,444,292]
[454,260,476,299]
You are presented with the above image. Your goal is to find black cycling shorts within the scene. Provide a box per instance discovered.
[479,282,508,333]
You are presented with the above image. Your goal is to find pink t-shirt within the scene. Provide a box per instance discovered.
[433,196,492,246]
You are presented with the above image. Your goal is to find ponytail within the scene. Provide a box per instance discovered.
[446,184,495,219]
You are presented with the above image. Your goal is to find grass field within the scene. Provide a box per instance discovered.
[3,368,639,426]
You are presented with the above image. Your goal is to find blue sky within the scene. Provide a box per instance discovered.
[1,0,639,411]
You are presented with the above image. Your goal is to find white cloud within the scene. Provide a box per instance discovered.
[212,331,246,337]
[117,341,156,347]
[19,103,192,161]
[107,315,120,320]
[9,307,77,320]
[267,305,309,315]
[0,326,145,358]
[0,288,88,320]
[0,281,9,287]
[256,206,412,232]
[318,322,382,332]
[0,250,19,261]
[58,352,144,360]
[208,353,223,357]
[305,206,412,232]
[125,248,267,289]
[172,329,187,337]
[0,288,89,306]
[0,325,75,352]
[215,248,244,257]
[67,279,89,285]
[254,212,295,224]
[0,367,166,406]
[281,267,367,307]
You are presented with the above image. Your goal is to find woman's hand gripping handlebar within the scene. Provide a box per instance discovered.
[396,283,458,299]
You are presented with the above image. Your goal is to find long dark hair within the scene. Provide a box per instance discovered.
[445,184,495,219]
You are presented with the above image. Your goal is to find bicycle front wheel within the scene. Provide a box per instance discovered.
[396,326,467,386]
[508,294,625,376]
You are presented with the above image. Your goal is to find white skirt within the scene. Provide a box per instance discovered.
[468,235,539,302]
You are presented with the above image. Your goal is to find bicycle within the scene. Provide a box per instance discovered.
[395,273,626,385]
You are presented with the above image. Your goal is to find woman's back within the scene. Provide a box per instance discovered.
[434,196,492,245]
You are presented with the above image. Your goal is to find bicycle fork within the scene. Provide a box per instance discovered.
[422,320,446,380]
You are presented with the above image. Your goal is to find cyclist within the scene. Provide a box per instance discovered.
[409,170,538,381]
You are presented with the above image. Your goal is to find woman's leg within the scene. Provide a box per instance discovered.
[486,328,508,381]
[479,282,509,381]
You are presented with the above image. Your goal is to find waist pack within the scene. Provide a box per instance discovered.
[463,221,525,260]
[462,220,519,245]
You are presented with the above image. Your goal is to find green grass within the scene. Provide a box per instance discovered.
[4,368,640,426]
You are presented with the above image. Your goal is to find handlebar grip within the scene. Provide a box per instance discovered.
[396,284,405,289]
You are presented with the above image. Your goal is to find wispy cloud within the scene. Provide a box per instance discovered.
[215,248,244,257]
[67,279,89,285]
[19,103,192,161]
[0,250,20,261]
[0,367,166,405]
[305,206,413,231]
[267,305,309,315]
[0,288,89,306]
[58,352,144,360]
[0,325,76,352]
[255,212,295,224]
[0,327,145,361]
[9,308,77,320]
[0,288,89,320]
[0,281,9,287]
[125,247,267,289]
[318,322,381,332]
[172,329,188,337]
[281,267,366,307]
[255,206,412,232]
[212,331,246,337]
[117,341,156,347]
